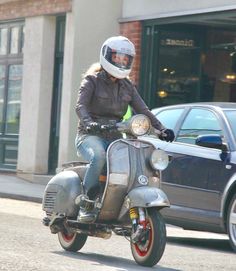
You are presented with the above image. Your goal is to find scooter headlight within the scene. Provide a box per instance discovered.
[130,114,151,136]
[150,149,169,171]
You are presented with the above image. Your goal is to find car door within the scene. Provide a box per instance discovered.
[159,107,231,226]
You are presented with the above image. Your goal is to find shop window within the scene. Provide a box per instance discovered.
[5,65,22,134]
[10,27,20,54]
[0,21,23,170]
[203,29,236,102]
[157,30,201,107]
[0,28,7,55]
[0,65,5,129]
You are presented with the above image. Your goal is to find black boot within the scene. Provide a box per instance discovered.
[75,194,97,223]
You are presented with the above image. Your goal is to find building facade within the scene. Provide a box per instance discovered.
[0,0,122,179]
[1,0,236,179]
[121,0,236,109]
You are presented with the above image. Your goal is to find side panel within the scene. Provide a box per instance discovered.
[42,170,82,217]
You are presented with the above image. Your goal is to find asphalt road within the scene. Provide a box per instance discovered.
[0,198,235,271]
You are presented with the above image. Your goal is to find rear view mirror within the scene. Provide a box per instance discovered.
[196,134,229,161]
[195,134,225,150]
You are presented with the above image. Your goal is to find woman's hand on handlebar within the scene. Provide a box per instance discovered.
[86,122,101,133]
[159,128,175,142]
[100,124,116,130]
[86,122,117,133]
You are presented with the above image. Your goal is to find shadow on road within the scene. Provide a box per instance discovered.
[53,250,182,271]
[167,236,234,254]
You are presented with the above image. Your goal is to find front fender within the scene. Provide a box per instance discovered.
[128,186,170,208]
[118,186,170,221]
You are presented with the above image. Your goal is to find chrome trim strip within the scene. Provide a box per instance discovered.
[162,181,219,194]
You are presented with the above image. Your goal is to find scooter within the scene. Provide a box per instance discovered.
[42,114,170,267]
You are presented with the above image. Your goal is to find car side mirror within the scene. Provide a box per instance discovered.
[195,134,229,162]
[196,134,223,149]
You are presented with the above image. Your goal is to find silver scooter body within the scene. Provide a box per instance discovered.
[42,138,169,224]
[99,138,170,223]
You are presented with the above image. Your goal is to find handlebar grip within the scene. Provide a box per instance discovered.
[100,124,116,131]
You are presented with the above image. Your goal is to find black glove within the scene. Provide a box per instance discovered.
[159,129,175,142]
[86,122,101,133]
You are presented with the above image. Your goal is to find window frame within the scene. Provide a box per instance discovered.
[176,108,224,145]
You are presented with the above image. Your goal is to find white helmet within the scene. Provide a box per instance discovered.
[100,36,135,79]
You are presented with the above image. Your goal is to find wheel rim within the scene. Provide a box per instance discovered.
[229,199,236,245]
[60,231,76,243]
[134,220,153,257]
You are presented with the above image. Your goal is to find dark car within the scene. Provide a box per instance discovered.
[142,102,236,252]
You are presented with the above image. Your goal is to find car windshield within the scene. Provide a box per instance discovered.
[224,110,236,139]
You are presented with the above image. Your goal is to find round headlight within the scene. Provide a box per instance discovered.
[130,114,151,136]
[150,149,169,171]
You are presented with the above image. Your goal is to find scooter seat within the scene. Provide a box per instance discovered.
[62,160,89,168]
[62,161,89,180]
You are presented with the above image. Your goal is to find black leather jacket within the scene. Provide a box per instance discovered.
[75,70,165,138]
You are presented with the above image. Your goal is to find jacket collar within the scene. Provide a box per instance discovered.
[98,70,119,84]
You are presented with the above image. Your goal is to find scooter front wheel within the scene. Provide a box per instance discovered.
[130,208,166,267]
[58,230,88,252]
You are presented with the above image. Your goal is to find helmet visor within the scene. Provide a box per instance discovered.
[103,46,134,70]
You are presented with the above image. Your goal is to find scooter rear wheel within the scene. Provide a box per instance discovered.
[130,208,166,267]
[58,230,88,252]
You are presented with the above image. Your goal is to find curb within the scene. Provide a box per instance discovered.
[0,192,42,203]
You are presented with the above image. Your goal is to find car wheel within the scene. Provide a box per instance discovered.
[227,194,236,252]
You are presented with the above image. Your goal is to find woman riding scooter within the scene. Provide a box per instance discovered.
[75,36,175,222]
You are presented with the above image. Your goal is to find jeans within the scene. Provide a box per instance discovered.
[75,134,113,198]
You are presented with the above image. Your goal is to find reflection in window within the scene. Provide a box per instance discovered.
[4,144,17,165]
[57,20,65,53]
[0,65,5,130]
[224,110,236,140]
[0,28,7,55]
[156,108,184,130]
[20,26,25,53]
[177,108,222,145]
[6,65,22,134]
[157,31,200,107]
[10,27,20,54]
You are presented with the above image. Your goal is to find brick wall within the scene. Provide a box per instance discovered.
[0,0,72,20]
[120,21,142,86]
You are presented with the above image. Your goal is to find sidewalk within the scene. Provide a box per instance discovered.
[0,173,47,203]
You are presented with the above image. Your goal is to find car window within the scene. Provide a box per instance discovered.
[224,110,236,140]
[177,108,223,145]
[155,108,184,130]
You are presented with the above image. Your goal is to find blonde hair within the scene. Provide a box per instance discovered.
[83,62,102,78]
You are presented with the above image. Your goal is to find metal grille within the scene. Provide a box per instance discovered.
[43,191,57,211]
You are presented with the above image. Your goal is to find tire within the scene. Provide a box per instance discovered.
[58,230,88,252]
[227,194,236,252]
[130,208,166,267]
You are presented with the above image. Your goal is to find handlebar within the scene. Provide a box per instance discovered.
[100,124,117,131]
[86,115,174,142]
